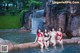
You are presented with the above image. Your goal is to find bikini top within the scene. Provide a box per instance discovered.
[37,32,43,37]
[57,32,62,40]
[57,32,62,37]
[44,33,49,37]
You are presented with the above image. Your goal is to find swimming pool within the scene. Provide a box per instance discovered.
[9,44,80,53]
[0,32,80,53]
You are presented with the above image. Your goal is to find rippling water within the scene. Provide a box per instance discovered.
[0,32,36,44]
[9,44,80,53]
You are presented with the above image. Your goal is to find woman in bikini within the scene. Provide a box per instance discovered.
[49,28,57,50]
[35,29,44,52]
[56,28,64,49]
[43,29,50,51]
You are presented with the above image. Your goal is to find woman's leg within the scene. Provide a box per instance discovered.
[60,40,64,49]
[57,40,64,49]
[46,41,49,51]
[38,41,44,52]
[44,41,50,51]
[46,41,49,48]
[39,42,44,52]
[53,42,57,50]
[51,40,57,50]
[44,41,47,49]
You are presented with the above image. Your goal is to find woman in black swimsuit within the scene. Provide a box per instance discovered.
[43,29,50,51]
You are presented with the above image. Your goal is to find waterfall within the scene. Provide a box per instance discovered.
[31,10,44,34]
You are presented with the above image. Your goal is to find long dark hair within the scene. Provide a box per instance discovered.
[58,27,63,32]
[37,29,41,35]
[43,29,49,35]
[44,29,48,33]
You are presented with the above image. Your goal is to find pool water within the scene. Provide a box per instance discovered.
[0,32,36,44]
[9,44,80,53]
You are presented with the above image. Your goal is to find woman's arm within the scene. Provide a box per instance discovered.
[41,32,44,40]
[48,32,51,40]
[60,33,63,41]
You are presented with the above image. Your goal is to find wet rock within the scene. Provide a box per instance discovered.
[0,38,4,44]
[0,38,14,51]
[63,33,67,39]
[78,41,80,44]
[65,30,73,39]
[57,13,66,31]
[71,16,80,36]
[63,39,78,44]
[45,3,80,37]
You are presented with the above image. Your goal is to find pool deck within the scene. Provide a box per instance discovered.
[7,37,80,52]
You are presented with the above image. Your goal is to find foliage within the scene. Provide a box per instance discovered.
[27,0,42,9]
[0,0,42,29]
[0,0,42,15]
[0,14,21,29]
[20,9,28,15]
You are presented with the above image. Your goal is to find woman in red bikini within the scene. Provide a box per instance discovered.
[35,29,44,52]
[56,28,63,49]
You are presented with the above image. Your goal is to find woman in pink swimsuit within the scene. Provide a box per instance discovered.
[57,28,64,49]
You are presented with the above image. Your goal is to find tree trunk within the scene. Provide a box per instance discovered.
[6,1,9,11]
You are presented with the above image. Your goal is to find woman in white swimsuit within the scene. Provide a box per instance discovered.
[49,28,57,50]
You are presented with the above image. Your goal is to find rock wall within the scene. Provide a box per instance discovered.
[45,2,80,37]
[71,16,80,36]
[57,13,66,32]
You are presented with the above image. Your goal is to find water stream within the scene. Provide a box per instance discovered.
[31,10,44,34]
